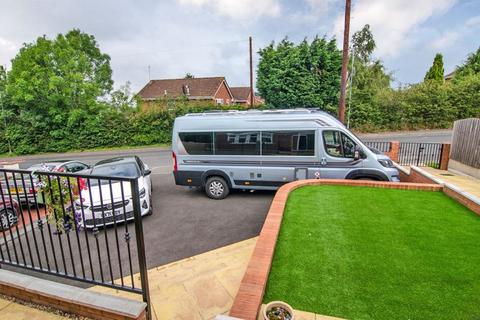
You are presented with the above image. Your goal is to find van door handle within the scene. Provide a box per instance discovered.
[320,157,327,166]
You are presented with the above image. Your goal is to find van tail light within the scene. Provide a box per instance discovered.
[172,151,178,172]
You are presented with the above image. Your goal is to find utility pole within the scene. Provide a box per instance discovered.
[249,36,254,107]
[148,65,151,81]
[346,46,355,129]
[338,0,351,124]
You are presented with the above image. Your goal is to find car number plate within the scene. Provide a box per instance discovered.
[10,187,23,194]
[103,209,121,218]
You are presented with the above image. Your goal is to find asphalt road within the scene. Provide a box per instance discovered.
[0,147,274,286]
[358,129,452,143]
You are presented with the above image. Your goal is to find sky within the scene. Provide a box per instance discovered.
[1,0,479,92]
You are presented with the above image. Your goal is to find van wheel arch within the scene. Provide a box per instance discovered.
[346,169,389,181]
[201,170,232,188]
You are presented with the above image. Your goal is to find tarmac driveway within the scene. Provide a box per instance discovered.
[0,148,274,284]
[145,171,273,268]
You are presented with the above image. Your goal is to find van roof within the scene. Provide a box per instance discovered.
[175,108,344,129]
[183,108,326,117]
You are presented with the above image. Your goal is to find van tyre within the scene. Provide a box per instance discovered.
[205,176,229,200]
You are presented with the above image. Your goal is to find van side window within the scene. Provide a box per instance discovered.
[179,132,213,155]
[262,131,315,156]
[215,132,260,155]
[322,130,357,158]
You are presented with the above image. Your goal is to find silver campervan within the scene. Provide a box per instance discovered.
[172,109,400,199]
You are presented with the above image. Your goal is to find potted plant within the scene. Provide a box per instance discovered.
[263,301,295,320]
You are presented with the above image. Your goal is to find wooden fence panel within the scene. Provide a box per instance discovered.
[450,118,480,169]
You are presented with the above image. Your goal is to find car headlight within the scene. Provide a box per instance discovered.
[378,159,394,168]
[74,199,89,210]
[139,188,146,198]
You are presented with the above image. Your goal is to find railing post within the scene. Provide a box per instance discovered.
[387,141,400,163]
[439,143,451,170]
[130,178,152,320]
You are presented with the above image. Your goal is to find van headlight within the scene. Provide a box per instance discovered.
[378,159,394,168]
[139,188,146,198]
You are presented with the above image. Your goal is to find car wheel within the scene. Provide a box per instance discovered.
[205,176,229,200]
[146,194,153,216]
[0,209,17,231]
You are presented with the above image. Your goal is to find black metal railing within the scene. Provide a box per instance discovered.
[364,141,392,153]
[398,142,443,168]
[0,168,151,319]
[364,141,443,167]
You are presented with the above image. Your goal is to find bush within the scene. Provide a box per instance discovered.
[350,73,480,131]
[1,102,248,155]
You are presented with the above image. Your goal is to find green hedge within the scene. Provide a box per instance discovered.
[1,75,479,155]
[350,74,480,132]
[0,103,248,155]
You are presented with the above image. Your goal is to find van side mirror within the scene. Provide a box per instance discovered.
[354,150,361,161]
[144,169,152,176]
[354,146,363,161]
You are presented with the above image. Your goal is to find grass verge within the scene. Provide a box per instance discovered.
[263,185,480,319]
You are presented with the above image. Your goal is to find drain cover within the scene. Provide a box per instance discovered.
[440,173,454,176]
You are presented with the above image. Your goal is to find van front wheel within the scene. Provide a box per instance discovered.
[205,176,229,199]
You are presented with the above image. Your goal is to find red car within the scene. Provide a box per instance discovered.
[0,199,19,231]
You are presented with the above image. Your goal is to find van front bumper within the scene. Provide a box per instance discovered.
[391,175,401,182]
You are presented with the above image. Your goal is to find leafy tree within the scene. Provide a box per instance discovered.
[184,73,195,79]
[111,81,135,111]
[0,66,6,110]
[446,73,480,118]
[5,29,113,153]
[424,53,444,83]
[347,25,391,129]
[348,60,392,129]
[456,46,480,78]
[257,36,342,113]
[352,24,375,63]
[0,66,11,153]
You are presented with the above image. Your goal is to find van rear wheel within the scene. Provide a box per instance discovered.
[205,176,229,200]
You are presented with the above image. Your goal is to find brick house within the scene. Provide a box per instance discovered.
[230,86,264,106]
[137,76,234,110]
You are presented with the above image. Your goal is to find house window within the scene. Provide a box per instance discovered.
[215,98,224,105]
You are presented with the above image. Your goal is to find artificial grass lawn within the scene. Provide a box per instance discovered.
[263,185,480,320]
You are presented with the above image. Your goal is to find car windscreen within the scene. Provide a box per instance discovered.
[89,163,139,185]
